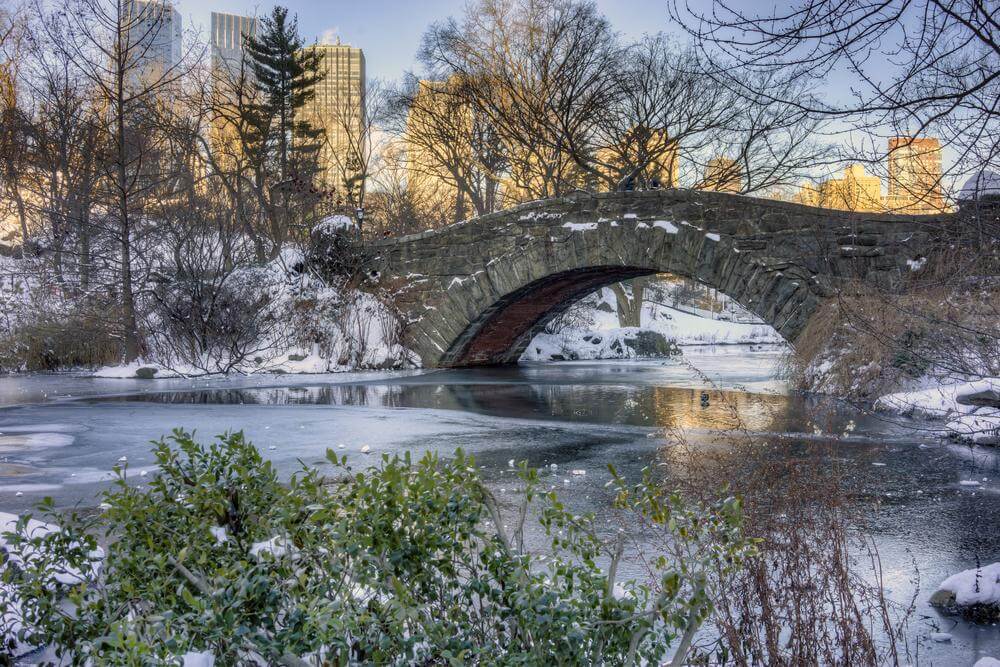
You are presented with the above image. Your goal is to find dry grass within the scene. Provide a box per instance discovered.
[787,277,1000,398]
[0,308,122,372]
[635,371,915,665]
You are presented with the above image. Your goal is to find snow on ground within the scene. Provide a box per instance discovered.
[875,379,1000,418]
[522,328,674,361]
[523,286,785,362]
[875,378,1000,444]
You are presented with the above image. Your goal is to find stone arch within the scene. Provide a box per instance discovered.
[368,190,943,368]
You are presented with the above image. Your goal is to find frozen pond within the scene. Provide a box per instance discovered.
[1,345,998,663]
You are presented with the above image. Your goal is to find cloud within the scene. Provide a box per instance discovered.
[320,26,340,45]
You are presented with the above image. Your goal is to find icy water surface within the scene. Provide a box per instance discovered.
[1,346,998,664]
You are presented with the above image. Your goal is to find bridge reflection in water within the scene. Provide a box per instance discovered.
[101,380,796,433]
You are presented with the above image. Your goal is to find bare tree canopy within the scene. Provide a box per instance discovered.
[407,0,832,209]
[669,0,1000,182]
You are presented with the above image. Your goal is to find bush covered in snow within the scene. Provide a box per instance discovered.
[1,240,417,376]
[133,248,416,376]
[0,430,752,664]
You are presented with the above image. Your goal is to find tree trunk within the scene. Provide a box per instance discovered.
[611,278,647,328]
[116,77,140,362]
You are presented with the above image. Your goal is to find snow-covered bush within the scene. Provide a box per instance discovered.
[106,246,416,376]
[0,431,752,664]
[0,255,121,372]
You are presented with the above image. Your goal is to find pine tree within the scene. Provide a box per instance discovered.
[244,6,324,187]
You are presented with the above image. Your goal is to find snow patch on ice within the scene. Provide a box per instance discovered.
[932,562,1000,607]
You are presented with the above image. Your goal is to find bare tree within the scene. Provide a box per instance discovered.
[317,78,391,226]
[0,4,32,246]
[39,0,200,361]
[418,0,608,201]
[669,0,999,195]
[392,75,505,222]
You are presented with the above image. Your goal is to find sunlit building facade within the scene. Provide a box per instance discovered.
[126,0,182,83]
[887,137,945,214]
[795,164,883,212]
[301,41,366,197]
[703,157,742,193]
[208,12,257,166]
[210,11,256,80]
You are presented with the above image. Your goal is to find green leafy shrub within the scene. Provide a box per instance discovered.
[1,430,752,665]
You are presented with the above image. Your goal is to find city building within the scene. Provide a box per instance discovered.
[405,78,470,223]
[703,157,742,193]
[207,12,257,166]
[793,182,820,207]
[887,137,945,214]
[210,11,256,80]
[301,40,366,197]
[822,164,883,212]
[794,164,883,212]
[126,0,182,83]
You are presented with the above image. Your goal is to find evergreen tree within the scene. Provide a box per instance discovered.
[244,6,324,186]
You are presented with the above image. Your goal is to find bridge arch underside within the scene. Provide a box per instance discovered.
[437,263,809,368]
[439,266,654,367]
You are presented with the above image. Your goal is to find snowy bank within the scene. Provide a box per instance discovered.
[522,285,785,362]
[522,328,679,362]
[875,379,1000,444]
[94,248,418,378]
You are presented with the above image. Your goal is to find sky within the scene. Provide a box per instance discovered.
[179,0,692,82]
[173,0,961,186]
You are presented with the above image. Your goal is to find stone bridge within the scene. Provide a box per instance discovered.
[365,189,950,367]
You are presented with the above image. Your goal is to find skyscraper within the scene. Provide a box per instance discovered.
[210,11,257,79]
[887,137,945,214]
[300,41,366,196]
[126,0,182,82]
[208,12,257,166]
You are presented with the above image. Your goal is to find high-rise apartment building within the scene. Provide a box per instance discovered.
[794,165,883,212]
[210,11,257,80]
[887,137,945,214]
[301,41,366,195]
[822,164,883,212]
[405,78,470,222]
[126,0,182,82]
[703,157,742,193]
[208,12,257,166]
